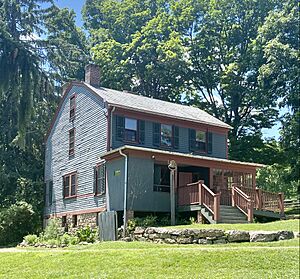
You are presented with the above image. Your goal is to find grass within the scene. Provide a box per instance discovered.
[169,219,300,232]
[0,239,299,279]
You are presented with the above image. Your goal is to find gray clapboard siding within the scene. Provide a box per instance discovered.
[44,85,108,216]
[112,115,227,159]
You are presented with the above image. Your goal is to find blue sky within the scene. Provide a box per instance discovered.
[54,0,282,139]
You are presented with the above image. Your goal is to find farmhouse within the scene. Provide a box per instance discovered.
[44,64,284,228]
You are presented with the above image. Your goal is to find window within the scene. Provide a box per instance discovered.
[94,163,106,195]
[70,95,76,120]
[63,172,77,198]
[196,131,206,152]
[72,215,77,227]
[153,164,170,192]
[124,118,138,142]
[62,216,67,227]
[160,124,172,147]
[48,180,53,206]
[69,128,75,156]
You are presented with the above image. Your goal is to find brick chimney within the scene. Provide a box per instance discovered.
[85,64,100,87]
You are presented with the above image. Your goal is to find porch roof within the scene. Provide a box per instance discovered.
[101,146,265,169]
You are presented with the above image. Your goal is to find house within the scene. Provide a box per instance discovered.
[44,64,284,229]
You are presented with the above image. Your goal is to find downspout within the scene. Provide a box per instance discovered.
[119,149,128,237]
[110,106,116,150]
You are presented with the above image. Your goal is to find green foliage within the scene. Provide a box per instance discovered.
[42,219,64,241]
[0,202,36,246]
[23,234,39,245]
[76,227,98,243]
[257,165,299,199]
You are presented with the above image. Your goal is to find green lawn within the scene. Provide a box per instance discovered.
[0,239,299,279]
[169,219,300,232]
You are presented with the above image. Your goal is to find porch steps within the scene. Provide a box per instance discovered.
[201,205,248,224]
[218,205,248,224]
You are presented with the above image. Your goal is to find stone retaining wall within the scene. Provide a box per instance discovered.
[123,227,295,244]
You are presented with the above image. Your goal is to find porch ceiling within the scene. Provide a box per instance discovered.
[101,146,265,172]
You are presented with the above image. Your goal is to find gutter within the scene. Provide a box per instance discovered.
[119,149,128,238]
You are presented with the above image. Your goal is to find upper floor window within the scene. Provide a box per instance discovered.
[116,115,145,144]
[189,129,212,154]
[63,172,77,198]
[70,95,76,120]
[69,128,75,156]
[124,118,138,142]
[153,123,179,149]
[94,163,106,195]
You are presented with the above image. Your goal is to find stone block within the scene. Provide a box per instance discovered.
[277,231,294,240]
[198,238,212,245]
[213,238,227,244]
[134,227,145,235]
[226,230,250,242]
[250,231,278,242]
[164,238,176,244]
[177,237,193,244]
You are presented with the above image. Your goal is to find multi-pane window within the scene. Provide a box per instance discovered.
[63,172,77,198]
[69,128,75,156]
[196,131,206,152]
[124,118,138,142]
[153,164,170,192]
[94,163,106,195]
[70,95,76,120]
[160,124,173,147]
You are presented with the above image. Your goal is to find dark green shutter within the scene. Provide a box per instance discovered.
[49,181,53,205]
[207,132,213,154]
[116,115,124,141]
[173,126,179,149]
[153,123,160,146]
[100,164,106,194]
[189,129,196,151]
[138,120,145,144]
[93,166,97,194]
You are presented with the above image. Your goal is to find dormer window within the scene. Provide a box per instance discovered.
[124,118,138,142]
[70,95,76,120]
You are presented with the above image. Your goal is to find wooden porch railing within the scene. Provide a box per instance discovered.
[234,184,284,215]
[232,186,253,222]
[178,181,220,221]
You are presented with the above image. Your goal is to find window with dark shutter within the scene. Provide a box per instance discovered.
[153,164,170,192]
[173,126,179,149]
[116,115,125,141]
[138,120,145,144]
[124,118,138,142]
[153,123,160,146]
[63,172,77,198]
[189,129,196,151]
[207,132,213,154]
[95,163,106,195]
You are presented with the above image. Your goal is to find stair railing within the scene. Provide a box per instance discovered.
[232,186,253,222]
[199,181,220,221]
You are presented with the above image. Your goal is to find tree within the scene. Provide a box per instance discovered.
[83,0,188,101]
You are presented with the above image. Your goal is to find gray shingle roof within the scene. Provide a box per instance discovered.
[84,82,232,129]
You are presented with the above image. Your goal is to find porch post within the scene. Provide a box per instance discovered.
[255,187,262,210]
[213,193,220,221]
[278,192,285,216]
[168,160,177,226]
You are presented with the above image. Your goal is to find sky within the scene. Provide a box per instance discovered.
[54,0,282,140]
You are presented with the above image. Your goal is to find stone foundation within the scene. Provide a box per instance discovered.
[122,227,295,244]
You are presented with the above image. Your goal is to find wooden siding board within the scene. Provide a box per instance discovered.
[44,85,108,215]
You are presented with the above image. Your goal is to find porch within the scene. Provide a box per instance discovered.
[177,181,285,223]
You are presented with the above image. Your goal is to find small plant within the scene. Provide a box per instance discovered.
[43,219,64,240]
[24,234,38,245]
[60,233,72,245]
[127,219,137,232]
[69,236,80,245]
[76,227,98,243]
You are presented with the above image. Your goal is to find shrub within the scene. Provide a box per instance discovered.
[76,227,98,243]
[0,202,36,246]
[42,218,63,241]
[60,233,72,245]
[24,234,38,245]
[69,236,80,245]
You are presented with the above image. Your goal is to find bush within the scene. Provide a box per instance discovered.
[76,227,98,243]
[24,234,38,245]
[42,218,63,241]
[0,202,36,246]
[60,233,72,245]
